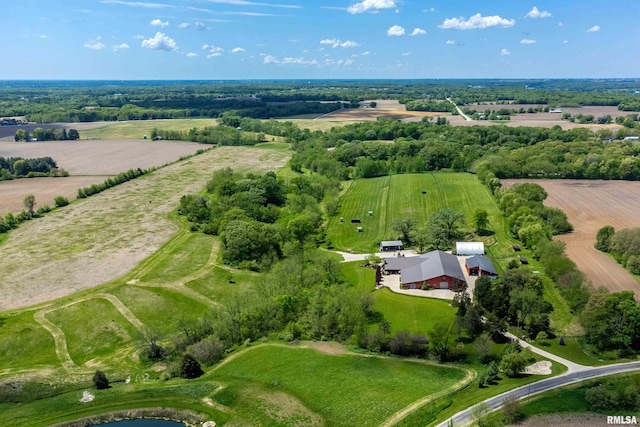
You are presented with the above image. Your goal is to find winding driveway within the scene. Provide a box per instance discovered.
[435,334,640,427]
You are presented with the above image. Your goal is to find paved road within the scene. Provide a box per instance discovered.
[436,360,640,427]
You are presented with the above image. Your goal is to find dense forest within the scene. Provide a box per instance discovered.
[286,117,640,181]
[2,79,639,123]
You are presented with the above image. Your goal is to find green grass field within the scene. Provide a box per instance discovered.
[326,173,515,255]
[374,288,456,334]
[46,299,141,366]
[0,311,57,370]
[212,344,468,427]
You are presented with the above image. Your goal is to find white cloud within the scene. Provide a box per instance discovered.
[195,22,211,31]
[520,39,536,44]
[563,40,569,44]
[401,51,412,56]
[439,13,515,30]
[282,57,319,65]
[186,52,198,57]
[263,55,279,64]
[178,22,190,29]
[446,40,455,45]
[587,25,600,32]
[150,19,169,28]
[347,0,396,14]
[387,25,405,36]
[231,47,245,53]
[100,0,175,8]
[324,58,354,66]
[84,36,105,50]
[423,8,435,13]
[320,38,360,48]
[410,28,426,36]
[501,48,511,55]
[525,6,551,19]
[203,44,224,58]
[133,34,145,39]
[39,35,48,39]
[141,32,177,51]
[113,43,129,51]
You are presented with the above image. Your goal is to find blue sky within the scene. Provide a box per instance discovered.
[2,0,639,80]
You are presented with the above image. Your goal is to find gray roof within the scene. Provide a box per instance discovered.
[384,255,425,271]
[400,250,465,284]
[380,240,403,247]
[465,256,498,275]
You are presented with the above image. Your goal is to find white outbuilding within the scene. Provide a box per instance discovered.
[455,241,485,255]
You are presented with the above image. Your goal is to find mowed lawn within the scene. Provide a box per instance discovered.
[327,173,517,258]
[374,288,456,335]
[212,345,467,427]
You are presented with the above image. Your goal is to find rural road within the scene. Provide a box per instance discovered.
[447,98,472,121]
[435,334,640,427]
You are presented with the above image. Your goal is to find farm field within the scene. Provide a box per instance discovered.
[503,179,640,297]
[0,145,290,311]
[81,118,220,140]
[0,176,109,215]
[0,139,205,175]
[318,99,444,123]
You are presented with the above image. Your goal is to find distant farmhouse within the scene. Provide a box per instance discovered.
[383,250,466,291]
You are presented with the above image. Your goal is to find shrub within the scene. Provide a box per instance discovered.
[179,354,204,379]
[92,371,109,390]
[187,336,225,366]
[54,196,69,208]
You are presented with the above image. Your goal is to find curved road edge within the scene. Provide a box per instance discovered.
[435,360,640,427]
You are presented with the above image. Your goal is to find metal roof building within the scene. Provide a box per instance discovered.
[456,241,485,255]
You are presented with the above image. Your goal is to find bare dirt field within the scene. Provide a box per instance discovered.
[0,146,290,311]
[317,99,442,122]
[0,176,110,215]
[503,179,640,296]
[0,139,205,175]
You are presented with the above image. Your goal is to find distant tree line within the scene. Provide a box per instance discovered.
[14,128,79,141]
[0,156,65,181]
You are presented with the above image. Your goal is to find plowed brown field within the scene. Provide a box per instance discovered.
[503,179,640,296]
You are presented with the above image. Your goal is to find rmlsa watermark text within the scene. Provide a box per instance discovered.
[607,416,638,425]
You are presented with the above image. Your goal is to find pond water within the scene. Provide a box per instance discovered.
[91,420,186,427]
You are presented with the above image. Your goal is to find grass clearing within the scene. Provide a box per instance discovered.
[139,232,215,284]
[185,266,258,303]
[46,299,140,366]
[0,311,57,370]
[108,286,211,335]
[373,288,456,334]
[212,344,467,427]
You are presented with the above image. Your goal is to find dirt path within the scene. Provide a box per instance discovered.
[503,179,640,297]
